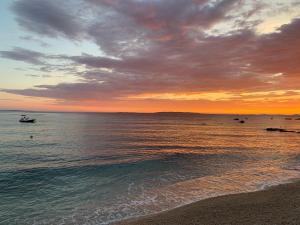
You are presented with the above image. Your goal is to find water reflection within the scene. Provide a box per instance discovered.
[0,112,299,224]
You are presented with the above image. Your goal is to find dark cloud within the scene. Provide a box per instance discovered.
[0,47,77,76]
[87,0,238,30]
[86,0,241,56]
[248,18,300,77]
[11,0,242,56]
[0,47,45,65]
[11,0,83,39]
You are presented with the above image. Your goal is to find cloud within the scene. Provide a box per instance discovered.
[2,0,300,106]
[0,47,46,65]
[87,0,239,31]
[246,18,300,78]
[20,35,51,47]
[0,47,77,75]
[86,0,241,56]
[11,0,83,39]
[11,0,242,56]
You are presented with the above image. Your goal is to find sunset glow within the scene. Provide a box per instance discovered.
[1,0,300,114]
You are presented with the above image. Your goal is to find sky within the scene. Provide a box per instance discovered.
[0,0,300,114]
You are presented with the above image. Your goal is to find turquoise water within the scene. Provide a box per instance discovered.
[0,112,299,225]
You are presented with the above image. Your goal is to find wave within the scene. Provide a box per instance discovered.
[1,160,299,224]
[92,165,300,225]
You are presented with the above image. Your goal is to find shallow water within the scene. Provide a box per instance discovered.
[0,112,299,225]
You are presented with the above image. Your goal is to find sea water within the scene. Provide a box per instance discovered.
[0,112,299,225]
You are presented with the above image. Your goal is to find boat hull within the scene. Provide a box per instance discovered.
[19,119,36,123]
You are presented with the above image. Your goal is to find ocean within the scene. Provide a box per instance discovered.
[0,112,299,225]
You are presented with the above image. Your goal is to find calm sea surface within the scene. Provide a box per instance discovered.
[0,112,299,225]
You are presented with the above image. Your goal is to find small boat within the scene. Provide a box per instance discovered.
[19,115,36,123]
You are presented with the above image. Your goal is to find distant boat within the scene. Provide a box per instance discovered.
[19,115,36,123]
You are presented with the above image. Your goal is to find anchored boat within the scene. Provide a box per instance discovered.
[19,115,36,123]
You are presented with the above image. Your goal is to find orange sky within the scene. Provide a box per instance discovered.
[1,92,299,115]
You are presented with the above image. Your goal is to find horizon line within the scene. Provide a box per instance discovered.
[0,109,299,116]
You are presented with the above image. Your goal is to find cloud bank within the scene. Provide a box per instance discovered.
[1,0,300,108]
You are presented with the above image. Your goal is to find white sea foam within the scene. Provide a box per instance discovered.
[77,164,300,225]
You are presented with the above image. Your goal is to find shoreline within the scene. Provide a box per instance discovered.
[113,180,300,225]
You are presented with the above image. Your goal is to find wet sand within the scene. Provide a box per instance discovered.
[114,180,300,225]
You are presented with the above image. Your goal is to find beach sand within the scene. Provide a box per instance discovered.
[114,181,300,225]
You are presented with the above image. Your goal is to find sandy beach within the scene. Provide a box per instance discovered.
[114,180,300,225]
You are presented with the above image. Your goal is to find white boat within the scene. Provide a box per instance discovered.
[19,115,36,123]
